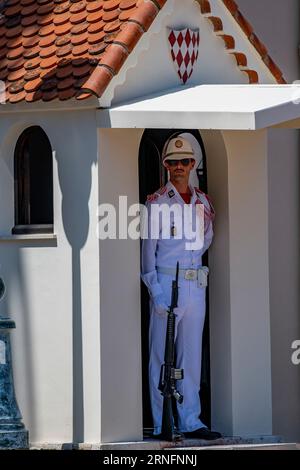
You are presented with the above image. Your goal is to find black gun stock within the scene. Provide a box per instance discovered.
[158,262,184,441]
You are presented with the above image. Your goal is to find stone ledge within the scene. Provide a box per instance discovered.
[30,435,285,451]
[0,234,57,242]
[175,443,300,451]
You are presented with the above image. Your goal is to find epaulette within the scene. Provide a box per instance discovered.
[146,185,167,202]
[157,185,167,196]
[147,193,159,202]
[195,187,207,202]
[195,188,215,221]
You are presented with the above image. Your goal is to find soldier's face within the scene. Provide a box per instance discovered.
[165,158,195,183]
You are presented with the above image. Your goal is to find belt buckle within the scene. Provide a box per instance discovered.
[184,269,197,281]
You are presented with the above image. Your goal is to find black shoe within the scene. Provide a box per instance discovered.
[184,427,222,440]
[152,431,184,441]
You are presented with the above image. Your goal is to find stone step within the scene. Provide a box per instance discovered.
[172,442,300,451]
[70,435,284,451]
[30,437,300,451]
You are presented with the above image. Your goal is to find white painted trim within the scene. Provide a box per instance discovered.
[97,84,300,130]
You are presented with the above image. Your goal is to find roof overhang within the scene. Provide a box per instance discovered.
[97,85,300,130]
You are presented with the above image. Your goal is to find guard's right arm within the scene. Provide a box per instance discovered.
[141,201,164,299]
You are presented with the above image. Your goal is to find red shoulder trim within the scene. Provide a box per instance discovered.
[146,185,167,202]
[157,185,167,195]
[195,188,215,221]
[147,193,159,202]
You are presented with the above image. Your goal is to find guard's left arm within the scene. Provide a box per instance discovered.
[202,194,215,253]
[203,218,214,253]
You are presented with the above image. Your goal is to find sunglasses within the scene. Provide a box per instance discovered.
[166,158,192,167]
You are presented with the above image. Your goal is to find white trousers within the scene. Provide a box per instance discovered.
[149,272,206,434]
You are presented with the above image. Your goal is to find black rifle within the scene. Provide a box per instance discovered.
[158,262,184,441]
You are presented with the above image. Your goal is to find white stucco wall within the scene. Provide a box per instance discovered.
[232,0,300,442]
[206,126,300,441]
[102,0,277,108]
[0,110,101,444]
[222,130,272,436]
[267,129,300,442]
[200,130,232,435]
[98,129,144,442]
[204,129,273,437]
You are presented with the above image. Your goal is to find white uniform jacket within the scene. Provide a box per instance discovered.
[141,181,215,300]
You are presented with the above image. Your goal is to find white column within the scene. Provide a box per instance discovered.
[202,130,233,436]
[221,130,272,436]
[98,129,144,443]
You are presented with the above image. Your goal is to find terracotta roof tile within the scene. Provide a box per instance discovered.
[119,0,136,9]
[0,0,286,104]
[86,2,103,14]
[0,0,166,103]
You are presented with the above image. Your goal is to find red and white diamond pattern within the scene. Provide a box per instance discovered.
[168,28,200,84]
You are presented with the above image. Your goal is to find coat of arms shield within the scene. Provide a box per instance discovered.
[168,28,200,84]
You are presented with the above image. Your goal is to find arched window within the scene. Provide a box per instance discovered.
[13,126,53,235]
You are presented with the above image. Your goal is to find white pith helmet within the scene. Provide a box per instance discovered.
[163,137,195,165]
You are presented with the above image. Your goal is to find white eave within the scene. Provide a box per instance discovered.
[97,84,300,130]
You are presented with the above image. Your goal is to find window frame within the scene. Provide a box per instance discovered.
[12,126,54,236]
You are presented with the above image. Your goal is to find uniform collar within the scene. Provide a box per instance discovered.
[166,181,197,204]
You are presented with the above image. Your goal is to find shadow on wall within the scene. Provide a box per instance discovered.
[54,123,97,444]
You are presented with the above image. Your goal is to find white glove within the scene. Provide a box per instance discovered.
[152,293,169,317]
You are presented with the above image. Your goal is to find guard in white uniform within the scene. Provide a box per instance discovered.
[141,136,221,440]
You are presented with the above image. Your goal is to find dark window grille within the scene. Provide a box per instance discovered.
[13,126,53,235]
